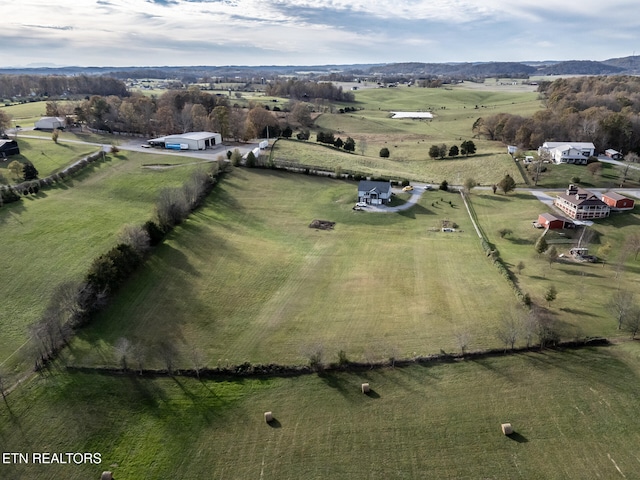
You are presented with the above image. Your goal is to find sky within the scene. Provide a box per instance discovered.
[2,0,639,67]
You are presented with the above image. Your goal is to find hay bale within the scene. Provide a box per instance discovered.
[101,472,113,480]
[264,411,273,423]
[361,383,370,394]
[501,423,513,435]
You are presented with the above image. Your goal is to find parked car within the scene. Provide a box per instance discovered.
[402,185,414,192]
[355,202,368,207]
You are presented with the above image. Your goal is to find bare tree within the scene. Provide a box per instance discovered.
[496,315,519,352]
[516,261,525,275]
[454,330,472,355]
[621,305,640,339]
[114,337,132,371]
[131,342,146,375]
[302,343,324,371]
[117,224,150,255]
[606,290,635,330]
[188,346,206,380]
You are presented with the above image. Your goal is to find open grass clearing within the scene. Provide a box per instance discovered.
[271,138,521,185]
[70,168,521,369]
[3,344,640,479]
[0,151,205,372]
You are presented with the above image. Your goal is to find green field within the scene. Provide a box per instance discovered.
[68,168,521,369]
[2,83,640,480]
[0,151,205,371]
[3,343,640,479]
[270,84,542,185]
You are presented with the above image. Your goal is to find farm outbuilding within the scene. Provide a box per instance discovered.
[537,213,574,230]
[148,131,222,150]
[0,139,20,158]
[34,116,66,130]
[601,192,635,211]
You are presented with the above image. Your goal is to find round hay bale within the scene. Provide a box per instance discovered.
[101,472,113,480]
[361,383,370,394]
[264,411,273,423]
[501,423,513,435]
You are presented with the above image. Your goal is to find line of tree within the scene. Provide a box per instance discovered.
[42,88,314,142]
[317,131,356,152]
[264,79,355,102]
[428,140,476,159]
[473,76,640,153]
[0,74,128,99]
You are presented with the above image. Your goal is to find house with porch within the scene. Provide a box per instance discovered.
[538,142,595,165]
[357,180,392,205]
[554,184,610,220]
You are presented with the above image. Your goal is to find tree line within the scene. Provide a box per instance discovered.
[265,79,355,102]
[0,74,128,99]
[473,76,640,153]
[43,87,318,141]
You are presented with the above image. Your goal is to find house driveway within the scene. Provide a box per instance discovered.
[364,184,430,213]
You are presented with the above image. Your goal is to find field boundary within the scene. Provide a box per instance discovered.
[64,337,611,381]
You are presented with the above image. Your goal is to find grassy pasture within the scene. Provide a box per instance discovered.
[0,101,50,127]
[0,137,98,183]
[285,84,542,185]
[0,152,204,370]
[469,190,640,337]
[271,138,522,186]
[70,168,521,368]
[3,344,640,479]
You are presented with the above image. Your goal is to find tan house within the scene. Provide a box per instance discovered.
[554,184,610,220]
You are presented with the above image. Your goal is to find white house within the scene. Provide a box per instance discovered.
[538,142,595,165]
[148,131,222,150]
[34,116,66,130]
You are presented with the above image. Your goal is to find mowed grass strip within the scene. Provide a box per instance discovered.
[0,151,204,365]
[3,344,640,479]
[72,168,520,368]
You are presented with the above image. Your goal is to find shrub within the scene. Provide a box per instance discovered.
[439,180,449,191]
[379,147,390,158]
[143,220,165,246]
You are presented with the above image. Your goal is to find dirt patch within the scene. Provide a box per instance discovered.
[309,219,335,230]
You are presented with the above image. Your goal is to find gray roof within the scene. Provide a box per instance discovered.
[358,180,391,194]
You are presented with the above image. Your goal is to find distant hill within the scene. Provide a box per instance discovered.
[0,57,637,80]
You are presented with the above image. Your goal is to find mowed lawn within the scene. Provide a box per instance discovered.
[0,152,205,368]
[3,344,640,479]
[469,190,640,338]
[71,168,521,368]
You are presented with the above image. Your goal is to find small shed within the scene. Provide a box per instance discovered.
[605,149,622,160]
[601,192,635,211]
[537,213,574,230]
[34,116,66,130]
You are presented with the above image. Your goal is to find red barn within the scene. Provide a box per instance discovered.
[537,213,574,230]
[602,192,635,211]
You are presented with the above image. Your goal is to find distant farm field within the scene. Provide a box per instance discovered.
[273,84,541,185]
[70,168,522,368]
[3,343,640,479]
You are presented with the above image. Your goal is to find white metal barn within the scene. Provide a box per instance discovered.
[149,132,222,150]
[34,116,66,130]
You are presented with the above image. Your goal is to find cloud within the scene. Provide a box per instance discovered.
[0,0,638,66]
